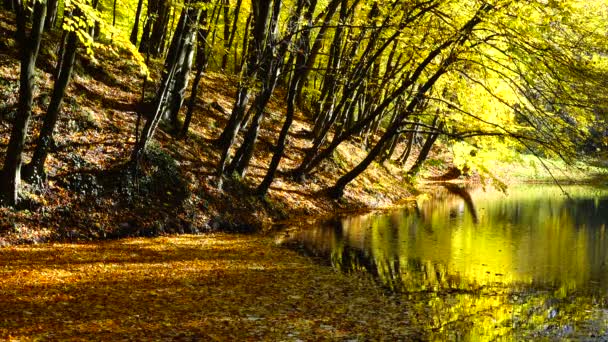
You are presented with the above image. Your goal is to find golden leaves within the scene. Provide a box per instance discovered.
[0,234,418,340]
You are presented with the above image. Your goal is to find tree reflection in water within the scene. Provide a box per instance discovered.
[284,185,608,340]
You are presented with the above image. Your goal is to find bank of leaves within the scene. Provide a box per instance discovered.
[0,234,420,340]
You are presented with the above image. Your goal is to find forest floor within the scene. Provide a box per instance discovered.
[0,233,423,340]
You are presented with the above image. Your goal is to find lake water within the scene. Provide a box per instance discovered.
[283,184,608,340]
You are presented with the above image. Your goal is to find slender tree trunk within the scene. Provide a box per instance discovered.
[1,0,47,206]
[215,87,251,189]
[90,0,101,39]
[238,13,251,72]
[292,26,463,180]
[53,27,68,79]
[326,50,458,198]
[409,118,444,175]
[139,8,153,52]
[214,0,273,151]
[112,0,118,27]
[228,0,243,73]
[398,124,417,165]
[131,3,199,162]
[44,0,58,30]
[139,0,171,56]
[130,0,146,44]
[221,0,231,70]
[295,0,341,105]
[180,7,210,138]
[327,122,400,199]
[227,95,268,177]
[23,28,79,182]
[150,0,171,56]
[215,0,281,188]
[257,0,317,195]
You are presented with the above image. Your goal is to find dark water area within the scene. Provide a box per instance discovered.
[283,184,608,340]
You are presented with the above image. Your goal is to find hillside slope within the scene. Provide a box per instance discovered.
[0,11,423,245]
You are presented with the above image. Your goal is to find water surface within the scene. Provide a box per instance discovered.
[284,184,608,340]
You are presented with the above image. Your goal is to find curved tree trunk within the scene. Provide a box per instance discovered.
[23,27,79,183]
[409,118,444,176]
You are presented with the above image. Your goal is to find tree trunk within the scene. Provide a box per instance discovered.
[44,0,58,30]
[214,0,273,150]
[295,0,341,105]
[292,25,463,180]
[166,39,196,133]
[180,8,211,138]
[215,0,281,188]
[328,104,425,198]
[228,0,243,73]
[327,122,399,199]
[1,0,47,206]
[23,27,79,182]
[90,0,101,39]
[398,124,417,166]
[130,0,145,45]
[238,13,251,72]
[409,118,444,175]
[327,54,456,199]
[139,14,152,52]
[220,0,231,70]
[131,3,200,162]
[257,0,317,196]
[139,0,171,56]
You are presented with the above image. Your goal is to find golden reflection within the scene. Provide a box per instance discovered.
[288,185,608,339]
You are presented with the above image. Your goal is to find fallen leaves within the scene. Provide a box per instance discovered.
[0,234,419,340]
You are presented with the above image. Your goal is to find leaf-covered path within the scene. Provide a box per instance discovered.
[0,234,417,340]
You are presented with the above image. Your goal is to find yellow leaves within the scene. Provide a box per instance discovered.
[0,234,420,340]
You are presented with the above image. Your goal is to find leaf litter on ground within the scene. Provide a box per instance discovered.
[0,234,420,340]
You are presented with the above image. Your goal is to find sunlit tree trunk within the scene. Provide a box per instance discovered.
[295,0,340,106]
[181,7,211,138]
[257,0,317,196]
[226,0,290,179]
[398,123,418,166]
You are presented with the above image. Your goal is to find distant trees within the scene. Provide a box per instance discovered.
[139,0,172,57]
